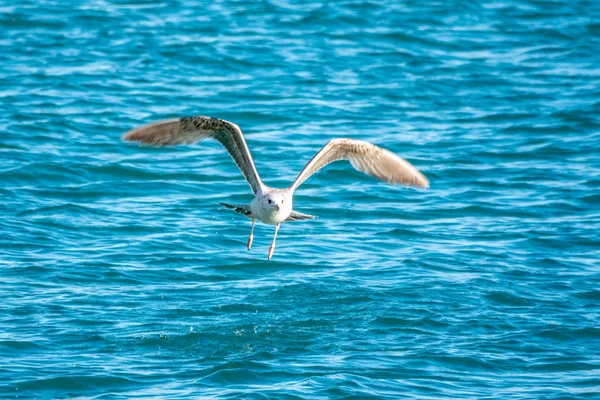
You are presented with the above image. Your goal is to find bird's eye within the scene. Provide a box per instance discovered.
[268,199,272,204]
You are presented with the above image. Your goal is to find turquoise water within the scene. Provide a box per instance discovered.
[2,0,600,398]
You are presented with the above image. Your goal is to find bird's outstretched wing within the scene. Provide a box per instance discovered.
[122,117,264,194]
[289,138,429,191]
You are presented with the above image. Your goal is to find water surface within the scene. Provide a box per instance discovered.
[1,0,599,398]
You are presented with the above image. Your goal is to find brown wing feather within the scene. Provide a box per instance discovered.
[290,139,429,191]
[122,116,264,194]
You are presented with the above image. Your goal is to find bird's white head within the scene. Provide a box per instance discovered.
[265,191,285,212]
[261,190,292,223]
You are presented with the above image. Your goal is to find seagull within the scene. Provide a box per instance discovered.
[122,116,429,259]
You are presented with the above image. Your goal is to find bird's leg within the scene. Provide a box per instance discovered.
[247,218,256,250]
[267,223,280,260]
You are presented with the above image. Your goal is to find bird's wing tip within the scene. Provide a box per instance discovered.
[121,131,134,142]
[121,126,146,143]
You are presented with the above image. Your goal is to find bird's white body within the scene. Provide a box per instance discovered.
[250,187,293,225]
[122,116,429,259]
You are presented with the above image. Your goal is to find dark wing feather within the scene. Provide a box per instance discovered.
[123,116,263,194]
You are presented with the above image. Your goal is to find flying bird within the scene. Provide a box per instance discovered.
[122,116,429,259]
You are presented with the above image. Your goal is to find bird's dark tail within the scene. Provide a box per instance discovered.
[286,210,317,222]
[220,203,316,222]
[220,203,253,218]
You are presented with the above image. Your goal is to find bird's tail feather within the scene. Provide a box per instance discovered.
[220,203,316,222]
[286,210,317,222]
[220,203,253,218]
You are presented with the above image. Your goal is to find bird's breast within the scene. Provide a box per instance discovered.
[257,208,290,225]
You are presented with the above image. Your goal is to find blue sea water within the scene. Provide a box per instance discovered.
[1,0,600,398]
